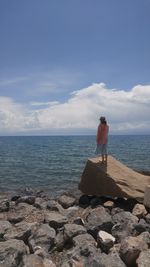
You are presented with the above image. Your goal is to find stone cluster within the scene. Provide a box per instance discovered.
[0,190,150,267]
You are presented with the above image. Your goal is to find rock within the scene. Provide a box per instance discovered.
[85,206,113,238]
[43,258,56,267]
[137,231,150,246]
[45,211,68,229]
[28,223,56,252]
[16,195,36,205]
[132,203,147,218]
[103,200,115,210]
[79,195,90,207]
[112,211,138,241]
[7,203,36,223]
[72,233,97,248]
[73,217,85,226]
[136,249,150,267]
[58,195,76,208]
[145,213,150,223]
[90,197,102,208]
[79,156,150,202]
[0,239,28,267]
[0,220,12,236]
[34,197,48,209]
[100,251,126,267]
[144,185,150,208]
[19,254,45,267]
[0,198,9,212]
[64,224,87,241]
[97,230,115,253]
[119,236,148,266]
[47,200,64,213]
[4,221,32,242]
[134,218,150,234]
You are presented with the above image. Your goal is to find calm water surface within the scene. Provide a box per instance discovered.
[0,135,149,195]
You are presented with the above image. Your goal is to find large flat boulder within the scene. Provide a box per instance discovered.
[79,156,150,202]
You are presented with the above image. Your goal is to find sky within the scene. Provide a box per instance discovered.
[0,0,150,135]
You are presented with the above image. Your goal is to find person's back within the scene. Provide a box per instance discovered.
[96,116,109,163]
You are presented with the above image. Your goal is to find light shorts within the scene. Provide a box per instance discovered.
[95,144,108,156]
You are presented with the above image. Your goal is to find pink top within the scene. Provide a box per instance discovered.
[96,124,109,144]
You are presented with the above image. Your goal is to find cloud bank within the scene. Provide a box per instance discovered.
[0,83,149,134]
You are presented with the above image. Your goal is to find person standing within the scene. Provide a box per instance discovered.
[96,116,109,163]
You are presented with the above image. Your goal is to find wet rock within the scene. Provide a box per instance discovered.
[132,203,147,218]
[45,211,68,230]
[58,195,76,209]
[97,230,115,253]
[0,239,29,267]
[136,249,150,267]
[119,236,148,267]
[28,223,56,252]
[85,206,113,238]
[0,198,9,212]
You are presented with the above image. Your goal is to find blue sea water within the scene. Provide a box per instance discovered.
[0,135,149,196]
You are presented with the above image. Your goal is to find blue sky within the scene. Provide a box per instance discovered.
[0,0,150,135]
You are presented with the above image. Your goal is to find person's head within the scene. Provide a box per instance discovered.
[100,116,107,124]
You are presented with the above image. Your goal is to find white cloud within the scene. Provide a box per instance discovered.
[0,83,150,134]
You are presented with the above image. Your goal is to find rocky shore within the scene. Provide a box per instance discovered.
[0,188,150,267]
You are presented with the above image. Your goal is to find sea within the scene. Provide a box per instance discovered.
[0,135,150,196]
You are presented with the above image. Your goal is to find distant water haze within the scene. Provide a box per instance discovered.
[0,135,149,196]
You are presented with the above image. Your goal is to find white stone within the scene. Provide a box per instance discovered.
[98,230,116,243]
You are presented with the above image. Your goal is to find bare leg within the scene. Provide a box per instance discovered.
[102,155,105,163]
[105,154,108,163]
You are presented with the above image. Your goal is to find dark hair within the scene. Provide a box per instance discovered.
[100,116,107,124]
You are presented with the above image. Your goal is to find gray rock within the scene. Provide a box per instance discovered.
[19,254,45,267]
[134,218,150,234]
[64,224,87,241]
[73,233,97,248]
[0,239,28,267]
[100,251,126,267]
[132,203,147,218]
[58,195,76,209]
[85,206,113,238]
[4,221,32,242]
[112,211,138,241]
[137,231,150,246]
[145,213,150,223]
[0,220,12,236]
[45,211,68,229]
[47,200,64,213]
[136,249,150,267]
[16,196,36,205]
[0,198,9,212]
[28,223,56,252]
[34,197,48,209]
[119,236,148,267]
[7,203,35,223]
